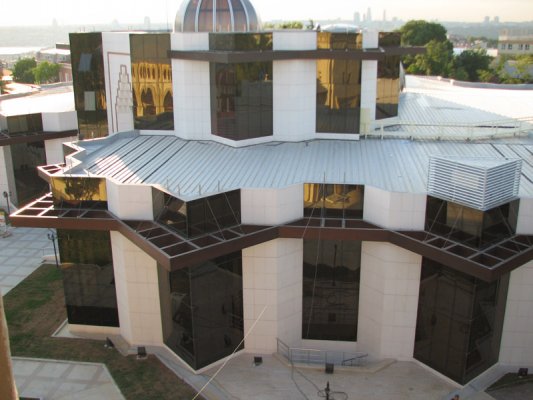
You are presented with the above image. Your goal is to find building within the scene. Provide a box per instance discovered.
[498,29,533,55]
[10,0,533,387]
[0,87,77,208]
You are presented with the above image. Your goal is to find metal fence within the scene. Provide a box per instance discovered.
[276,338,368,367]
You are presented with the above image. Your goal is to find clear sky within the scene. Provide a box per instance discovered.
[1,0,532,26]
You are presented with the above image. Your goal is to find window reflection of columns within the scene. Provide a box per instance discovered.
[131,62,173,123]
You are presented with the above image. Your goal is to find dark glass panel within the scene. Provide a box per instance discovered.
[425,196,518,249]
[304,183,364,219]
[414,258,508,384]
[10,141,47,206]
[51,177,107,208]
[210,62,272,140]
[58,229,119,327]
[317,32,362,50]
[6,113,43,134]
[376,55,400,120]
[69,32,108,138]
[130,33,174,130]
[209,33,272,51]
[160,251,243,369]
[302,240,361,342]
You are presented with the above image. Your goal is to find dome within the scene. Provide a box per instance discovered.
[174,0,261,33]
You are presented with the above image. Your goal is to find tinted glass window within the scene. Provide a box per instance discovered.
[130,33,174,130]
[303,240,361,341]
[58,230,119,327]
[51,177,107,209]
[414,258,508,383]
[160,251,243,369]
[10,141,47,207]
[6,113,43,134]
[304,183,364,219]
[376,33,401,120]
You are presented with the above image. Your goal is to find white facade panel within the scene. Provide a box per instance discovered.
[242,239,303,353]
[360,60,378,134]
[516,197,533,234]
[44,137,76,165]
[358,242,422,360]
[499,260,533,366]
[241,184,303,225]
[0,146,16,206]
[102,32,134,134]
[364,186,426,230]
[172,60,211,140]
[41,111,77,132]
[107,180,154,220]
[111,232,163,346]
[273,60,316,140]
[273,31,316,50]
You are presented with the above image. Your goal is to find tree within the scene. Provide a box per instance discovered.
[12,58,36,83]
[454,49,493,82]
[278,21,303,30]
[399,20,447,46]
[406,39,454,77]
[33,61,61,84]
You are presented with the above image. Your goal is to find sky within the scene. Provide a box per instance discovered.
[1,0,532,26]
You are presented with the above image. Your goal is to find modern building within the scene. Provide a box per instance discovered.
[10,0,533,387]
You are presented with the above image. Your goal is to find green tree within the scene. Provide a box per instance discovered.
[406,39,454,77]
[454,49,493,82]
[278,21,303,29]
[12,58,36,83]
[399,20,447,46]
[33,61,61,84]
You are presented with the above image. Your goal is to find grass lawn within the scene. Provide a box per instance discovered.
[4,263,200,400]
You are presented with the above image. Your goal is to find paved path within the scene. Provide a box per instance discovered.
[13,358,125,400]
[0,227,55,295]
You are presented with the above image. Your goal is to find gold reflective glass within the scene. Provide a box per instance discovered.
[51,177,107,205]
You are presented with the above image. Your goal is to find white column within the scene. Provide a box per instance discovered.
[242,238,303,353]
[360,30,379,134]
[111,231,163,346]
[0,146,17,207]
[517,197,533,234]
[106,180,154,220]
[499,260,533,366]
[358,242,422,360]
[44,137,77,165]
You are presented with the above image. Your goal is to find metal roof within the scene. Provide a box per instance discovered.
[66,133,533,200]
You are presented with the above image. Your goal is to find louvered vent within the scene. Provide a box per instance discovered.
[428,156,522,211]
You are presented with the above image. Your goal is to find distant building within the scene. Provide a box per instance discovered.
[498,29,533,55]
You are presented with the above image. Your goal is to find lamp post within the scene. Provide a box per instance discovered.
[2,191,11,217]
[47,230,60,269]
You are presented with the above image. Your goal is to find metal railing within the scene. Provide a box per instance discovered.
[276,338,368,367]
[362,116,533,141]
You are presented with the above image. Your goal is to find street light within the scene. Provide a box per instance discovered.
[47,230,60,269]
[2,191,11,217]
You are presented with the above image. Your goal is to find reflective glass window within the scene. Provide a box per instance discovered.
[159,251,243,369]
[209,33,272,51]
[69,33,108,139]
[316,33,362,134]
[302,240,361,341]
[130,33,174,130]
[376,33,401,120]
[210,62,272,140]
[10,141,47,206]
[153,189,241,238]
[304,183,364,219]
[414,258,508,383]
[58,230,119,327]
[51,177,107,209]
[6,113,43,134]
[425,196,518,249]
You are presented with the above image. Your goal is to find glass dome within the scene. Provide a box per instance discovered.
[174,0,261,33]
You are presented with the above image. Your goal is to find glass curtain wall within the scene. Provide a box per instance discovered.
[414,258,508,384]
[425,196,519,249]
[51,177,108,209]
[304,183,364,219]
[158,251,243,369]
[316,32,362,134]
[70,33,108,139]
[10,141,47,206]
[58,230,119,327]
[130,33,174,130]
[376,32,401,120]
[302,240,361,341]
[6,113,43,134]
[209,33,273,140]
[153,188,241,238]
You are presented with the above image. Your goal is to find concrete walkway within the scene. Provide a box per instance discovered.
[0,226,55,295]
[13,358,124,400]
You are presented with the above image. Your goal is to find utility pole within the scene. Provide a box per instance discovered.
[0,289,19,400]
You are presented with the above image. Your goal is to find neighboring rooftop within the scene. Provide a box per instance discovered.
[0,85,74,117]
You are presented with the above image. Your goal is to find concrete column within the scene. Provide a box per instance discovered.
[0,289,18,400]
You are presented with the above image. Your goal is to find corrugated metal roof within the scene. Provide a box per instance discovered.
[68,133,533,200]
